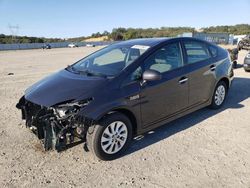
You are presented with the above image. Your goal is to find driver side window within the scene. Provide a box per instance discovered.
[144,42,183,73]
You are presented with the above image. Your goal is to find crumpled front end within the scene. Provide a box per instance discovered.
[16,96,94,151]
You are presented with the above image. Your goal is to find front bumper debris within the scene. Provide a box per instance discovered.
[16,96,94,151]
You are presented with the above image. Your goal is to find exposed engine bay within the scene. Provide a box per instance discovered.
[16,96,94,151]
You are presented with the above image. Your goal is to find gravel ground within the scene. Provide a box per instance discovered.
[0,47,249,188]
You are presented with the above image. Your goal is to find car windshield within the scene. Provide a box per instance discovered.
[70,43,150,77]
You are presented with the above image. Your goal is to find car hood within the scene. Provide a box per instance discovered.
[25,69,107,107]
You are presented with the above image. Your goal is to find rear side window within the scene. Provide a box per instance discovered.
[208,45,218,57]
[184,41,211,64]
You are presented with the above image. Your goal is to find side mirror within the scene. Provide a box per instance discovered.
[141,69,161,85]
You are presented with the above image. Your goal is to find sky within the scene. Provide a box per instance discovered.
[0,0,250,38]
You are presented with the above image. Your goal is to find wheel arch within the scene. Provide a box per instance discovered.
[100,108,138,136]
[218,77,230,90]
[209,76,230,102]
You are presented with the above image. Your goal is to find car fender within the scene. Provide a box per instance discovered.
[79,99,140,124]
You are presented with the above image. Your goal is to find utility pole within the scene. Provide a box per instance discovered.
[8,24,19,43]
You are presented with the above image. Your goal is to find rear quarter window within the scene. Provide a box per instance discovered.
[208,45,218,57]
[184,41,211,64]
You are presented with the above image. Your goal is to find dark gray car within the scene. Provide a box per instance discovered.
[17,38,234,160]
[243,52,250,72]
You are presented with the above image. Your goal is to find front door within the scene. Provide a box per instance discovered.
[140,42,189,127]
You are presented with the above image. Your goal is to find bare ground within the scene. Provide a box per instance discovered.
[0,47,250,188]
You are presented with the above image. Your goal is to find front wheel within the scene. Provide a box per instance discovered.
[209,81,228,109]
[86,112,133,160]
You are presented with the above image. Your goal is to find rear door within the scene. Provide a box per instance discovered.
[139,42,189,127]
[182,40,216,106]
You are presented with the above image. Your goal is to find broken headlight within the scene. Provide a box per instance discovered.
[53,99,92,119]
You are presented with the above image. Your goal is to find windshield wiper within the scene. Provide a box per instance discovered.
[78,70,107,78]
[66,66,108,78]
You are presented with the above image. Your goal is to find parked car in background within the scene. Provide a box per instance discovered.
[243,52,250,72]
[68,43,78,48]
[228,48,238,68]
[86,43,96,47]
[42,44,51,49]
[238,35,250,50]
[17,38,234,160]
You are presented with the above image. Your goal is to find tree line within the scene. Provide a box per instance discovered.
[202,24,250,35]
[109,24,250,41]
[109,27,195,41]
[1,24,249,44]
[0,34,64,44]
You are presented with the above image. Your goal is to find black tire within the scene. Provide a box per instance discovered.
[86,112,133,160]
[209,81,228,109]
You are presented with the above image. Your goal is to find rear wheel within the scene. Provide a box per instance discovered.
[86,112,133,160]
[209,81,228,109]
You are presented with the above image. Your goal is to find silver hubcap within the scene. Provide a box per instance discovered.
[215,85,226,106]
[101,121,128,154]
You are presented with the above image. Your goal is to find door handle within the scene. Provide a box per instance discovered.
[210,64,216,71]
[179,77,188,84]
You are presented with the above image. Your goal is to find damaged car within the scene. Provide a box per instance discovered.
[17,38,234,160]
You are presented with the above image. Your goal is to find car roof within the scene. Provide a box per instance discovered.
[115,38,170,47]
[113,37,213,47]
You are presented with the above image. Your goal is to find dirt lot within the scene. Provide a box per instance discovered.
[0,47,250,188]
